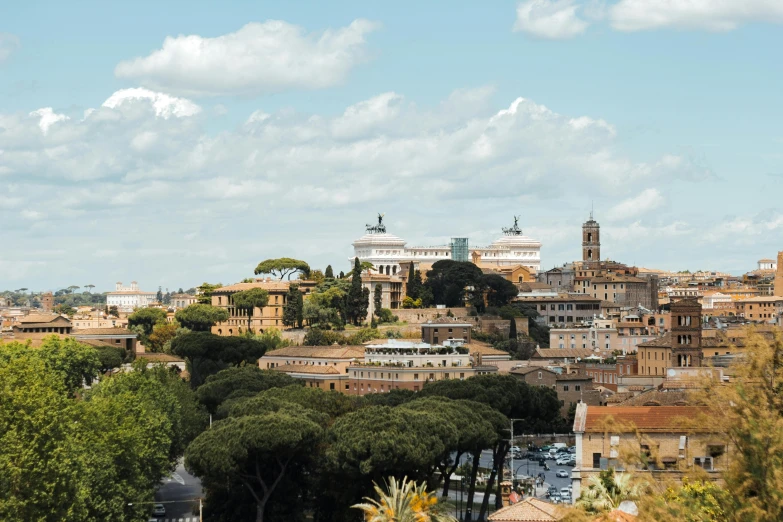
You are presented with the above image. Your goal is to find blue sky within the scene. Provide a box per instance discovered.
[1,0,782,292]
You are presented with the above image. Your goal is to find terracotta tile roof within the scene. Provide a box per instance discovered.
[637,332,672,348]
[511,367,557,376]
[615,389,703,407]
[488,497,564,521]
[581,405,709,432]
[263,345,366,359]
[19,314,65,324]
[556,372,593,381]
[72,328,134,336]
[216,281,293,292]
[136,352,185,363]
[465,343,511,357]
[271,364,341,375]
[533,348,595,359]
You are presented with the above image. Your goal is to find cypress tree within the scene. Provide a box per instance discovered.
[374,283,383,317]
[325,265,334,279]
[406,264,416,298]
[282,284,303,328]
[509,316,517,339]
[347,258,366,325]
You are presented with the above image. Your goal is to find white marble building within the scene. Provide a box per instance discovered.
[106,281,156,312]
[351,217,542,276]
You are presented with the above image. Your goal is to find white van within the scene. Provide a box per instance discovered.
[552,443,567,450]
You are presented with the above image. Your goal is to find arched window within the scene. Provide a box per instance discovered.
[587,249,593,260]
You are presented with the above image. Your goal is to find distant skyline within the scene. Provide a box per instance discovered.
[2,0,782,291]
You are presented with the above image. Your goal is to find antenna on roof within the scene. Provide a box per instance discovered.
[590,201,594,220]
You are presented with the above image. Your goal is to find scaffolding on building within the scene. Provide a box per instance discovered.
[450,238,469,262]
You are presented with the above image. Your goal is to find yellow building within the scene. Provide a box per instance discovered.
[572,404,730,501]
[210,279,317,335]
[734,296,783,322]
[259,345,364,392]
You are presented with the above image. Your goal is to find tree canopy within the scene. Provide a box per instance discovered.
[127,307,167,338]
[174,304,229,332]
[254,258,311,280]
[232,288,270,334]
[170,332,270,388]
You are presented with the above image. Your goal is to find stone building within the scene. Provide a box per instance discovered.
[106,281,156,312]
[210,280,317,335]
[361,272,404,318]
[420,316,472,344]
[260,345,364,392]
[352,214,542,276]
[572,404,730,500]
[41,292,54,312]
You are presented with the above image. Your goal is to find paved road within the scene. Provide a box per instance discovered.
[153,461,203,522]
[474,450,574,504]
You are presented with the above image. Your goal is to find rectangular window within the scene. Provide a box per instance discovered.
[575,384,581,391]
[593,453,601,468]
[562,385,569,391]
[414,373,419,380]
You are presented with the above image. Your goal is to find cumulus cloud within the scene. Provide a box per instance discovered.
[0,33,20,63]
[29,108,70,135]
[115,19,379,96]
[0,88,718,286]
[610,0,783,32]
[514,0,590,39]
[606,188,664,222]
[102,88,201,118]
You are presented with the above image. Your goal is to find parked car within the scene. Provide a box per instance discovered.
[556,469,569,478]
[529,453,540,461]
[550,494,562,504]
[561,487,571,498]
[567,458,576,466]
[545,452,557,460]
[568,446,576,454]
[546,486,558,498]
[510,446,522,454]
[556,456,571,466]
[152,504,166,517]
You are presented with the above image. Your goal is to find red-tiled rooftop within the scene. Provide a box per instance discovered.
[575,405,709,433]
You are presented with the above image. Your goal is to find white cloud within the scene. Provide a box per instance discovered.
[102,88,201,118]
[610,0,783,32]
[606,188,664,221]
[29,108,70,135]
[0,33,20,63]
[0,88,718,288]
[114,19,379,97]
[514,0,590,39]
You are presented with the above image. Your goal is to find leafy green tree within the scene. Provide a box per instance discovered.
[196,282,223,304]
[346,258,368,325]
[232,288,270,334]
[84,284,95,293]
[323,406,456,520]
[374,283,383,317]
[95,345,125,372]
[128,307,167,338]
[146,322,181,353]
[196,366,302,415]
[325,265,334,279]
[0,354,89,521]
[482,274,519,308]
[309,269,326,284]
[163,291,171,305]
[175,304,229,332]
[254,258,311,280]
[108,305,119,317]
[186,408,323,522]
[353,476,457,522]
[424,260,483,307]
[282,284,304,328]
[170,332,270,388]
[420,374,561,519]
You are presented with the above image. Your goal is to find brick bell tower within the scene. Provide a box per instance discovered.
[582,211,600,269]
[671,298,703,367]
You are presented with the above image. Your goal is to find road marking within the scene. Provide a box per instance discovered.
[170,472,185,485]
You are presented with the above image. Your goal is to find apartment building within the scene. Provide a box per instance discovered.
[211,279,317,335]
[260,345,364,392]
[572,404,730,501]
[735,296,783,323]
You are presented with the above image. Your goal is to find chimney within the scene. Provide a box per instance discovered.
[500,481,512,507]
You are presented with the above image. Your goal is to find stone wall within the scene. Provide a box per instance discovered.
[394,307,474,324]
